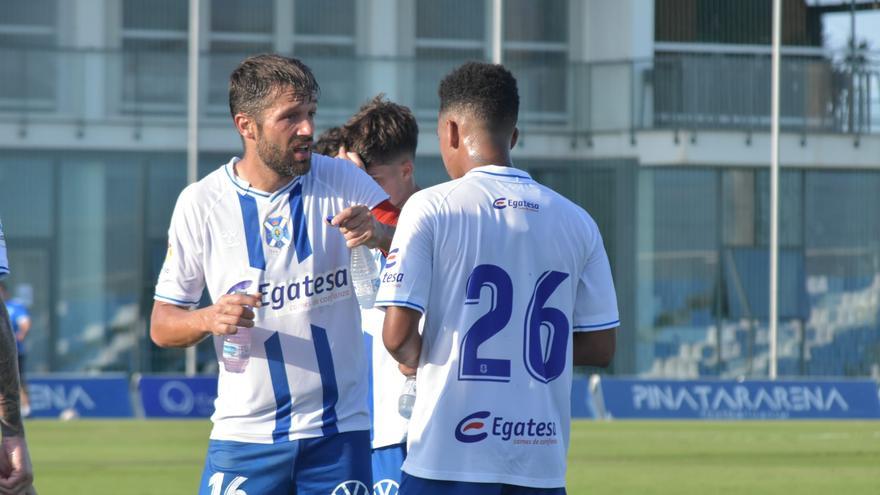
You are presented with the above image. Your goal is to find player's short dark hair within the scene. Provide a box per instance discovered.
[313,126,348,157]
[438,61,519,134]
[229,53,320,120]
[343,95,418,166]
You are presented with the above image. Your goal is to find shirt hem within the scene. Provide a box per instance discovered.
[402,464,565,489]
[210,424,371,444]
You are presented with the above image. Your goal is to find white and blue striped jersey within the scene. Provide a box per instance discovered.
[0,216,9,279]
[155,155,388,444]
[375,165,619,488]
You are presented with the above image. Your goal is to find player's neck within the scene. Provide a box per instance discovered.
[467,151,513,171]
[235,157,295,194]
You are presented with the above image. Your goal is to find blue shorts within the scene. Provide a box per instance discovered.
[372,443,406,494]
[198,430,371,495]
[400,473,565,495]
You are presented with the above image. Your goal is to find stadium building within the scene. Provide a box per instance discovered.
[0,0,878,379]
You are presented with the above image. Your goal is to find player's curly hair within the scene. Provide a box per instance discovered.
[313,126,348,157]
[229,53,320,120]
[438,61,519,133]
[343,95,418,166]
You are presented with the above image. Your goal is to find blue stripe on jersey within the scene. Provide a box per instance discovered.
[0,266,8,273]
[237,193,266,270]
[374,300,426,313]
[470,170,531,180]
[288,182,312,263]
[310,325,339,436]
[264,332,293,443]
[363,332,374,443]
[574,320,620,329]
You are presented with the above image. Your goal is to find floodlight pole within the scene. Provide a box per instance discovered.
[491,0,503,64]
[769,0,781,380]
[185,0,201,377]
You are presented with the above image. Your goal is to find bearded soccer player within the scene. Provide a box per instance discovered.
[378,62,618,494]
[150,54,398,494]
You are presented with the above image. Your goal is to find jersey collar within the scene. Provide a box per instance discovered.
[465,164,532,181]
[225,157,301,201]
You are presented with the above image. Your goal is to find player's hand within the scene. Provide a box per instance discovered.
[329,205,385,249]
[201,293,261,336]
[337,146,366,170]
[0,436,36,495]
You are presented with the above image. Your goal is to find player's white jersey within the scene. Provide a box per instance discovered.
[0,216,9,279]
[375,165,619,488]
[361,249,421,449]
[155,155,388,444]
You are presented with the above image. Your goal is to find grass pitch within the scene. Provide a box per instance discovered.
[24,419,880,494]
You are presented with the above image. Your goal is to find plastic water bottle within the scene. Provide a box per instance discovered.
[223,282,252,373]
[350,245,380,309]
[398,375,416,419]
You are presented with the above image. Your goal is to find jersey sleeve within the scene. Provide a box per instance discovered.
[374,192,434,314]
[321,155,389,209]
[154,186,206,308]
[573,222,620,332]
[0,217,9,279]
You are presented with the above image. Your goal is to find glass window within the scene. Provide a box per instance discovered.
[417,0,484,40]
[0,0,56,110]
[122,0,188,31]
[121,1,188,113]
[0,0,56,26]
[415,1,486,113]
[502,0,568,122]
[296,0,355,36]
[0,158,52,237]
[505,50,567,117]
[212,0,273,33]
[503,0,566,43]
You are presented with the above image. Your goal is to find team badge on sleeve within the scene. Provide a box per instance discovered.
[264,216,291,248]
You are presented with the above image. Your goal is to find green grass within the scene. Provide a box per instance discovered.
[23,419,880,494]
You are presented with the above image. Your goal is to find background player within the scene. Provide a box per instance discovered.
[0,217,37,495]
[150,54,398,494]
[343,95,420,492]
[377,62,618,494]
[0,282,31,418]
[313,126,347,157]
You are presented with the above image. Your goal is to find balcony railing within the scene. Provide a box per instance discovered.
[0,46,877,136]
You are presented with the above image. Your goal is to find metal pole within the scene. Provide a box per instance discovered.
[185,0,200,376]
[491,0,503,64]
[769,0,781,380]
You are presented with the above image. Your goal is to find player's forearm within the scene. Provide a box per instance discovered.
[150,302,211,348]
[573,328,616,367]
[0,300,24,438]
[383,306,422,369]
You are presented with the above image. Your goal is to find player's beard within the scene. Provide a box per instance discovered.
[256,134,312,178]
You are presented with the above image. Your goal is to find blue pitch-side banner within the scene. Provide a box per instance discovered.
[599,378,880,419]
[28,375,133,418]
[139,375,217,418]
[571,377,596,418]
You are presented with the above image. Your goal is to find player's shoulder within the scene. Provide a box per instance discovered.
[307,152,377,194]
[309,152,364,181]
[410,176,470,206]
[174,160,233,214]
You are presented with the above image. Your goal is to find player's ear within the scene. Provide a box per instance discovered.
[235,113,257,141]
[400,158,414,180]
[510,127,519,149]
[447,119,460,150]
